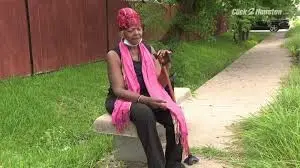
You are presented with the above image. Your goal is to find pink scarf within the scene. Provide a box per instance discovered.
[111,41,190,155]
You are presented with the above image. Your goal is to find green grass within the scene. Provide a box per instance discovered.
[191,146,229,159]
[232,65,300,168]
[285,23,300,57]
[0,32,269,168]
[0,63,113,168]
[191,146,249,167]
[165,32,269,90]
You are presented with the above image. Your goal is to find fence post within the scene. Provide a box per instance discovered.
[24,0,34,76]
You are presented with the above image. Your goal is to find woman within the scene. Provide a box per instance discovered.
[105,7,191,168]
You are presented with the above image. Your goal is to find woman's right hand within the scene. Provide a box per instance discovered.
[140,96,167,110]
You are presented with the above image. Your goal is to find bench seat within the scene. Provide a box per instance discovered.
[93,87,192,163]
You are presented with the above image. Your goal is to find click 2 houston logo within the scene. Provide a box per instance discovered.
[232,8,283,16]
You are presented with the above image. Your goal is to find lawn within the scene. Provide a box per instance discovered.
[0,32,269,168]
[0,64,112,168]
[151,32,270,90]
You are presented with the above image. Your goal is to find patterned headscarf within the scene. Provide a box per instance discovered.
[117,8,142,30]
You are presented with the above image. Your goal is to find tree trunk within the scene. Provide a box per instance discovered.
[181,0,196,14]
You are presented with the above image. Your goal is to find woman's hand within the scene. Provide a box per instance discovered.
[155,50,172,66]
[140,96,167,109]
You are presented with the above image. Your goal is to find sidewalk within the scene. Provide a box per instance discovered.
[182,32,292,167]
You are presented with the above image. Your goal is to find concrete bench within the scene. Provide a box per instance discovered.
[93,87,192,163]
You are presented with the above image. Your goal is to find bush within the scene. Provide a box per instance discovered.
[285,37,300,56]
[285,24,300,58]
[130,2,172,41]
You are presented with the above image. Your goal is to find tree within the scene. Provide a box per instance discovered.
[227,0,300,42]
[226,0,258,42]
[140,0,300,43]
[160,0,224,42]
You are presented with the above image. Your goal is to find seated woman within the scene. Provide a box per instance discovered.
[105,7,195,168]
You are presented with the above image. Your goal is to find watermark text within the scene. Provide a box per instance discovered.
[232,8,282,16]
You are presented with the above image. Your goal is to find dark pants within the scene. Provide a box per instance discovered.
[129,102,183,168]
[106,100,183,168]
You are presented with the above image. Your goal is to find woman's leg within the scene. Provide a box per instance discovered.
[154,109,184,168]
[129,102,165,168]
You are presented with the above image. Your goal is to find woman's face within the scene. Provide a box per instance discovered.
[122,26,143,45]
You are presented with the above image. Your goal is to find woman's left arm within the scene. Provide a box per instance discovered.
[150,46,171,87]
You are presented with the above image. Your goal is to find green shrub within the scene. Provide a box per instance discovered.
[285,24,300,57]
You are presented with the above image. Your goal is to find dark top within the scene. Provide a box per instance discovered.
[105,43,152,114]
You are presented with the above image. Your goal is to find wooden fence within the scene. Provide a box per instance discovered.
[0,0,127,79]
[0,0,228,80]
[0,0,32,79]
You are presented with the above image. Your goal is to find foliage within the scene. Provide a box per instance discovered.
[225,0,256,42]
[236,65,300,168]
[285,23,300,58]
[136,0,299,42]
[129,2,171,35]
[175,0,223,39]
[264,0,300,18]
[151,32,269,90]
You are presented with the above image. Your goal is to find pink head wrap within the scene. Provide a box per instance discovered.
[117,8,142,30]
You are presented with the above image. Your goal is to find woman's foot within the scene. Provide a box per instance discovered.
[183,154,199,165]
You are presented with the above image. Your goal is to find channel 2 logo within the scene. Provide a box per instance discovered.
[232,8,282,16]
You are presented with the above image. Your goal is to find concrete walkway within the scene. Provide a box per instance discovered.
[182,32,292,167]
